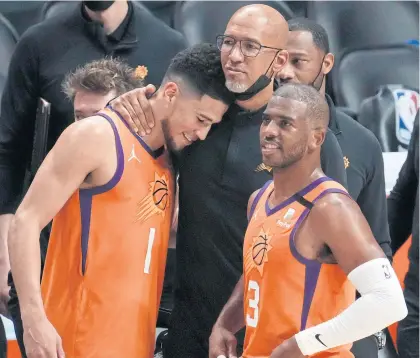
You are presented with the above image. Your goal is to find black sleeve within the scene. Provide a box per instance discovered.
[0,31,40,214]
[388,114,419,254]
[356,134,392,260]
[321,128,348,189]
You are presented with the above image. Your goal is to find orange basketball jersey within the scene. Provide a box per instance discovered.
[242,177,356,358]
[41,107,174,358]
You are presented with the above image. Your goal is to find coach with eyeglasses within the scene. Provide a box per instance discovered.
[109,5,347,358]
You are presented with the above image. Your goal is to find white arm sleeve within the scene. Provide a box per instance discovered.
[295,258,408,356]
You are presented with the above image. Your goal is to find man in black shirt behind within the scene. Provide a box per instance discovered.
[111,5,347,357]
[388,114,419,358]
[276,18,392,357]
[0,3,185,355]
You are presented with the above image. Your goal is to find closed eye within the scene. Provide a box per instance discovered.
[197,117,210,126]
[262,114,271,125]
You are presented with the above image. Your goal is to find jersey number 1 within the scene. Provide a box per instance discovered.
[246,280,260,328]
[144,228,155,274]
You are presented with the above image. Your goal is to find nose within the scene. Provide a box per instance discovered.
[195,126,211,141]
[228,42,244,63]
[277,62,295,82]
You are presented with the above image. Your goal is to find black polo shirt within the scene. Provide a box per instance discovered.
[169,102,347,355]
[388,114,419,293]
[326,95,392,260]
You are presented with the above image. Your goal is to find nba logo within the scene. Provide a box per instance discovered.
[283,208,295,221]
[392,89,419,150]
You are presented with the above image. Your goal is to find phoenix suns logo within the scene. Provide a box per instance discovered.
[136,172,169,223]
[244,227,273,277]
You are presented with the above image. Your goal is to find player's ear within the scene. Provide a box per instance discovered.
[272,49,289,75]
[322,53,334,75]
[309,128,325,151]
[163,82,179,107]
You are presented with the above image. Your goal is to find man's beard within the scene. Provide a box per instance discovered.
[225,80,249,93]
[266,140,307,170]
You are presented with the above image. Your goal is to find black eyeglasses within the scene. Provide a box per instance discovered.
[216,35,281,58]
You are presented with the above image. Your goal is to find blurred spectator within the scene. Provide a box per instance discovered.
[62,57,145,121]
[277,17,392,357]
[388,113,419,358]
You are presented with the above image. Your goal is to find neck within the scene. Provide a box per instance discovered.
[235,80,274,111]
[85,1,128,34]
[138,97,165,151]
[319,78,326,97]
[271,156,324,205]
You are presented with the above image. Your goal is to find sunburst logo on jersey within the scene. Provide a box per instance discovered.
[244,227,273,277]
[135,172,169,223]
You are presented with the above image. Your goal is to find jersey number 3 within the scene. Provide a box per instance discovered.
[246,280,260,327]
[144,228,156,274]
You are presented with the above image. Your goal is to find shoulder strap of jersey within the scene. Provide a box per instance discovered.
[300,177,349,204]
[248,180,273,221]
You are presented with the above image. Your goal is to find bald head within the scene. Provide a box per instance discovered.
[273,83,329,128]
[221,4,289,95]
[228,4,289,48]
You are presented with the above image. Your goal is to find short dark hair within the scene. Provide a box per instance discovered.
[163,43,235,105]
[288,17,330,53]
[62,58,144,101]
[274,83,329,127]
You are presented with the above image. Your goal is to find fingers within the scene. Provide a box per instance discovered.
[145,83,156,95]
[110,97,140,134]
[109,87,156,136]
[130,89,152,136]
[137,85,156,131]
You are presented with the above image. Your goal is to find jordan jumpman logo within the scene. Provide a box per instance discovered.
[128,144,141,163]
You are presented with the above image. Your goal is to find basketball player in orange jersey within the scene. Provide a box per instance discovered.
[8,43,234,358]
[209,83,407,358]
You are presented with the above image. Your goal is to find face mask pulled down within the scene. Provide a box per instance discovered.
[234,51,280,102]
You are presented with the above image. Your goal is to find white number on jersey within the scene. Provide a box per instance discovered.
[246,280,260,328]
[144,228,155,274]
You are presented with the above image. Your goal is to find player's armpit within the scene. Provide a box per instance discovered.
[308,193,386,275]
[247,189,260,221]
[15,116,114,230]
[8,116,114,316]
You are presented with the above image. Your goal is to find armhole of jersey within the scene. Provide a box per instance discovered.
[248,180,272,221]
[290,187,350,265]
[80,113,125,196]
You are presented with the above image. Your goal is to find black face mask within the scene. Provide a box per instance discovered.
[234,51,280,102]
[83,1,115,12]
